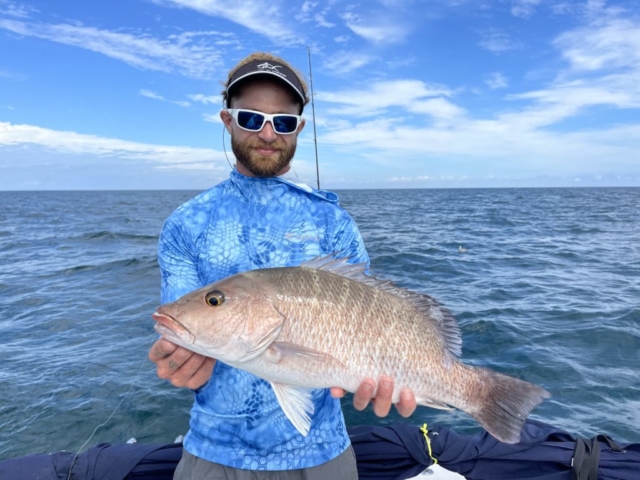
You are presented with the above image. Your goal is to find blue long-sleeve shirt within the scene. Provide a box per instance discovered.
[158,169,369,470]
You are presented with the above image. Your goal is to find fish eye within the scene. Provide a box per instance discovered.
[205,290,225,307]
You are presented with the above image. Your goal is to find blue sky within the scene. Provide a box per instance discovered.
[1,0,639,190]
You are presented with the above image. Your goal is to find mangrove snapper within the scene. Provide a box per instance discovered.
[152,256,550,443]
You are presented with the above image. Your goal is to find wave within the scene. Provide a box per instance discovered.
[58,256,158,275]
[71,231,159,242]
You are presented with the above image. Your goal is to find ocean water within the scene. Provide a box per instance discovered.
[0,187,638,461]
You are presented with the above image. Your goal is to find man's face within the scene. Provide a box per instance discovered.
[221,79,305,177]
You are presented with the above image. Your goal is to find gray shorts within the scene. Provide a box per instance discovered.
[173,445,359,480]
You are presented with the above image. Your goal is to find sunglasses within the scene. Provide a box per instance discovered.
[226,109,302,135]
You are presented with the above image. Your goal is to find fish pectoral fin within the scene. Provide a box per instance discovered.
[240,324,283,362]
[271,382,314,437]
[416,397,455,411]
[267,342,344,369]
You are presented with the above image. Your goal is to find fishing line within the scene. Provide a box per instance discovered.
[66,338,154,480]
[222,123,234,170]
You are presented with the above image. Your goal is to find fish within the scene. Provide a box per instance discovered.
[152,255,550,443]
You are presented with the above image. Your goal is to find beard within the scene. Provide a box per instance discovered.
[231,135,297,177]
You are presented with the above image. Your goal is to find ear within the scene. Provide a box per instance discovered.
[297,117,306,134]
[220,110,234,134]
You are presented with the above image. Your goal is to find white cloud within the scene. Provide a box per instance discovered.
[0,0,35,18]
[490,15,640,131]
[320,50,375,75]
[314,12,336,28]
[295,1,315,23]
[478,29,522,53]
[583,0,628,23]
[374,0,415,7]
[485,72,509,89]
[203,113,223,123]
[319,114,640,176]
[317,79,454,116]
[0,69,25,80]
[308,46,640,175]
[390,175,433,182]
[550,2,577,15]
[0,18,226,79]
[140,89,192,107]
[511,0,541,18]
[155,0,303,45]
[301,1,318,13]
[554,18,640,72]
[408,97,466,122]
[0,122,226,169]
[550,0,627,19]
[341,12,407,44]
[188,93,220,105]
[140,89,165,101]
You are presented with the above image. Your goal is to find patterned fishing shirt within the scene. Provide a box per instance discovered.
[158,168,369,470]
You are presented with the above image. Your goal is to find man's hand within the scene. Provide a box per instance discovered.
[330,376,417,417]
[149,337,215,390]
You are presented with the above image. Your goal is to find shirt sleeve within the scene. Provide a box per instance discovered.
[158,216,202,304]
[331,210,370,266]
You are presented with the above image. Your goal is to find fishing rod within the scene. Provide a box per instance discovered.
[307,46,321,190]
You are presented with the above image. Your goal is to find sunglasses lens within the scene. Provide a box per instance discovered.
[273,116,298,133]
[237,110,265,131]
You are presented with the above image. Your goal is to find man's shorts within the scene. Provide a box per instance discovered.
[173,445,359,480]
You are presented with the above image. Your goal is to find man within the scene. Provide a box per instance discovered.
[149,52,417,479]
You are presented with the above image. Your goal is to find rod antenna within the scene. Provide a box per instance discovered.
[307,46,320,190]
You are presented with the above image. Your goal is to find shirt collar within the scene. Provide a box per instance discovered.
[229,168,339,204]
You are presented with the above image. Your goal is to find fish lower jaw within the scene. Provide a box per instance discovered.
[154,323,194,346]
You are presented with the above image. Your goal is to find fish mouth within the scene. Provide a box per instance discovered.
[152,310,195,344]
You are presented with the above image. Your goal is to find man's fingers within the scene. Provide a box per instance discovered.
[148,338,215,389]
[168,352,207,388]
[330,387,347,399]
[395,388,417,418]
[149,337,178,362]
[353,379,376,411]
[372,377,394,417]
[155,346,195,380]
[184,357,216,390]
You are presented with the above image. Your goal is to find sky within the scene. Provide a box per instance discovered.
[1,0,639,190]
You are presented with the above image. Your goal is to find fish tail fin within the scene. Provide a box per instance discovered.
[469,367,550,444]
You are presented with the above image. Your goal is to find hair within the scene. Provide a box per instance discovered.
[221,52,310,109]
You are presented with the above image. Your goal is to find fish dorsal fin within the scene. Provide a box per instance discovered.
[301,254,462,357]
[301,254,395,289]
[401,291,462,357]
[270,382,314,437]
[301,254,372,283]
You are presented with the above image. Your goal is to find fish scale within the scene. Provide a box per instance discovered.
[153,256,550,443]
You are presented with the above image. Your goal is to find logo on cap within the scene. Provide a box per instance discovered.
[257,62,287,79]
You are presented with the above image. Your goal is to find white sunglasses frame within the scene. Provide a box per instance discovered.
[225,108,302,135]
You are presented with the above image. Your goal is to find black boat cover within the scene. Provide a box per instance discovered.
[0,420,637,480]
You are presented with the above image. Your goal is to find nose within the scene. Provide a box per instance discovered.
[257,119,278,142]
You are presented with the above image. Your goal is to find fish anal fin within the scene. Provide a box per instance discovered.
[270,383,314,437]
